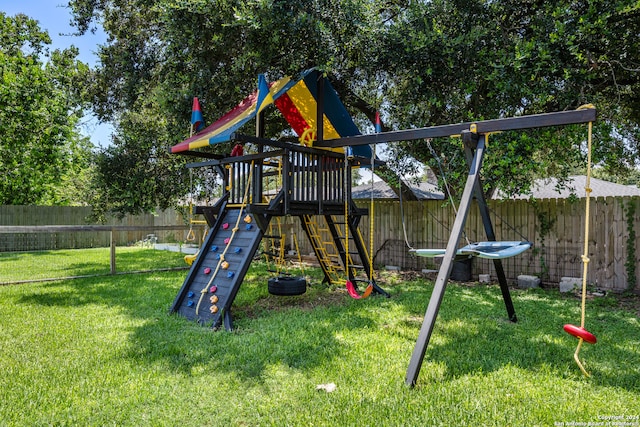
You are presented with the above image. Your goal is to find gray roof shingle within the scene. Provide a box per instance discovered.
[353,175,640,201]
[493,175,640,199]
[352,180,444,200]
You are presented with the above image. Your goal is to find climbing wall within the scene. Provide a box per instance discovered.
[170,208,264,329]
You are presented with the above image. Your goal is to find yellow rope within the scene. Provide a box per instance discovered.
[344,150,350,280]
[369,144,375,282]
[573,104,595,377]
[293,232,305,276]
[186,169,196,241]
[195,161,255,315]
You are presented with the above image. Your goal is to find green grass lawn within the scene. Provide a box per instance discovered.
[0,259,638,426]
[0,247,188,283]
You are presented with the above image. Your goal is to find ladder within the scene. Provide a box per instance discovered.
[324,215,370,283]
[302,215,344,285]
[263,216,285,275]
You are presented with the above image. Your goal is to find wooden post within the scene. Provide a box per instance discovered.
[316,73,324,144]
[110,229,116,275]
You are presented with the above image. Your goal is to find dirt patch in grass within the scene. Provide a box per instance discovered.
[236,286,348,319]
[617,293,640,317]
[240,268,640,320]
[561,287,640,318]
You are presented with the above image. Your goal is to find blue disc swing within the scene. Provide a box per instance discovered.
[410,135,532,262]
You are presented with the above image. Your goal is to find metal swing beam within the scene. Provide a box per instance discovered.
[313,108,596,148]
[317,107,597,387]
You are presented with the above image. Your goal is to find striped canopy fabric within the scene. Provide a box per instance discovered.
[170,69,371,158]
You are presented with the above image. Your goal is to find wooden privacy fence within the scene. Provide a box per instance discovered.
[0,206,197,251]
[1,197,638,291]
[288,196,638,292]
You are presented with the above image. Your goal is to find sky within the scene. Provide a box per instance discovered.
[0,0,113,147]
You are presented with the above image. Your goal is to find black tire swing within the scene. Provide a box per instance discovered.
[268,276,307,296]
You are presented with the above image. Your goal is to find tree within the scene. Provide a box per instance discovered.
[0,13,92,205]
[68,0,640,210]
[89,108,192,219]
[377,0,640,198]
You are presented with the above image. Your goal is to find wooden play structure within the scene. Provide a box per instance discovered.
[169,69,388,331]
[169,68,597,385]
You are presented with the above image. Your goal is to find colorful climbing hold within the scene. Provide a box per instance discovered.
[210,295,219,304]
[210,305,219,313]
[209,285,218,293]
[224,237,231,244]
[204,267,211,274]
[221,261,230,269]
[246,224,253,231]
[187,300,194,307]
[227,271,234,278]
[234,247,242,254]
[244,215,252,223]
[210,245,218,252]
[222,223,230,230]
[187,291,194,298]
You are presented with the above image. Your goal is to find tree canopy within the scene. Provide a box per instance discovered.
[68,0,640,213]
[0,12,92,205]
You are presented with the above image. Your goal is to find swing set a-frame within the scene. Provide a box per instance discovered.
[318,105,597,386]
[169,68,597,386]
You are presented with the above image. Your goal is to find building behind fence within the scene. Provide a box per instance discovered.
[1,197,638,291]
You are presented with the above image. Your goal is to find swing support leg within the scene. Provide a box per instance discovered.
[405,132,518,387]
[467,150,518,322]
[405,133,486,386]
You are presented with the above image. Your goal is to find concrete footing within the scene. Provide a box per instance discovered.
[559,277,581,293]
[518,274,540,289]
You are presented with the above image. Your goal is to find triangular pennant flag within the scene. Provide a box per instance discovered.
[191,97,205,132]
[256,74,274,114]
